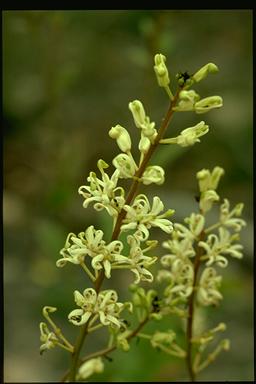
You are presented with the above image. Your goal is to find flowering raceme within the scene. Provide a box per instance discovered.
[39,53,246,383]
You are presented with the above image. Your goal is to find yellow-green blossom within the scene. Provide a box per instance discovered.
[68,288,131,328]
[121,194,174,240]
[194,96,223,114]
[173,90,200,112]
[78,159,125,216]
[192,63,219,83]
[197,166,224,193]
[128,100,156,138]
[199,227,243,268]
[154,53,170,88]
[141,165,165,185]
[39,322,58,355]
[77,358,104,380]
[112,152,138,179]
[160,121,209,147]
[109,124,132,153]
[197,267,223,306]
[219,199,246,232]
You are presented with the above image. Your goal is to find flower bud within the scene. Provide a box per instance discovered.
[199,189,220,213]
[196,166,224,193]
[173,90,200,112]
[194,96,223,114]
[160,121,209,147]
[141,165,165,185]
[112,153,137,178]
[128,100,146,128]
[139,135,151,154]
[109,124,131,153]
[77,358,104,380]
[154,53,170,87]
[192,63,219,83]
[210,166,225,190]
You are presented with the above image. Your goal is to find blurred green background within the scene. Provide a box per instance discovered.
[3,10,253,382]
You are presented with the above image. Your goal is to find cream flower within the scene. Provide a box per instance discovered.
[192,63,219,83]
[77,358,104,380]
[126,235,158,284]
[196,166,224,193]
[39,322,58,355]
[141,165,165,185]
[112,152,138,179]
[197,267,223,306]
[68,288,130,329]
[121,194,174,240]
[109,124,132,153]
[154,53,170,87]
[199,227,243,268]
[78,159,125,216]
[219,199,246,232]
[128,100,156,138]
[194,96,223,114]
[160,121,209,147]
[173,90,200,112]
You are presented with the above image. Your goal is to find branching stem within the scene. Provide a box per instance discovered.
[186,231,205,382]
[67,86,182,382]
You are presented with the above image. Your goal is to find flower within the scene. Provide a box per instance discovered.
[161,236,196,264]
[173,213,205,242]
[77,358,104,380]
[109,124,132,153]
[219,199,246,232]
[126,235,158,283]
[121,194,174,240]
[91,239,129,279]
[197,267,223,306]
[78,159,125,216]
[162,258,194,299]
[194,96,223,114]
[192,63,219,83]
[173,90,200,112]
[57,225,130,279]
[184,213,205,236]
[160,121,209,147]
[57,226,105,267]
[199,227,243,268]
[138,135,151,155]
[130,285,159,314]
[39,322,58,354]
[128,100,156,138]
[197,166,224,193]
[151,330,176,348]
[68,288,130,329]
[112,152,138,179]
[141,165,165,185]
[199,189,220,213]
[154,53,170,87]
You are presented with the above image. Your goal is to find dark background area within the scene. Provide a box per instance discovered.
[3,10,253,382]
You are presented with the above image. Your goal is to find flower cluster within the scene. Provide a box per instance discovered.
[57,225,158,283]
[158,166,246,309]
[68,288,132,328]
[121,194,174,240]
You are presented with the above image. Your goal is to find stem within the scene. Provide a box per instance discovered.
[61,315,149,382]
[111,88,181,242]
[66,87,182,382]
[68,322,89,381]
[186,231,205,382]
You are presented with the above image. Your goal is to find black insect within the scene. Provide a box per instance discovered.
[104,355,113,362]
[194,195,200,203]
[177,71,192,86]
[152,295,161,313]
